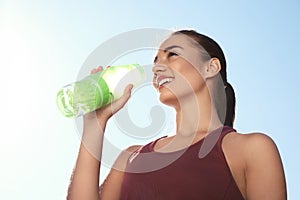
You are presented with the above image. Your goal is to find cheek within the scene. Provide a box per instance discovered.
[167,73,201,97]
[158,71,206,106]
[190,70,206,87]
[176,63,206,89]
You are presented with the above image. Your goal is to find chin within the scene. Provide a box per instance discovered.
[158,89,179,107]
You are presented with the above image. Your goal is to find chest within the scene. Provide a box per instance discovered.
[121,146,244,200]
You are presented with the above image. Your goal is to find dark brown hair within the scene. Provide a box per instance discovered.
[173,30,236,127]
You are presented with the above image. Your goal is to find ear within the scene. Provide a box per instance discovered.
[204,58,221,79]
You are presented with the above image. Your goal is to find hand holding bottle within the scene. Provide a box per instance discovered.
[56,63,145,118]
[83,66,134,124]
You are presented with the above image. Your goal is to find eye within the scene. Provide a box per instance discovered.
[167,51,179,57]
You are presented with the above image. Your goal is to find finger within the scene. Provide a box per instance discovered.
[91,68,97,74]
[97,66,104,71]
[91,66,104,74]
[93,84,133,120]
[110,84,133,112]
[122,84,134,99]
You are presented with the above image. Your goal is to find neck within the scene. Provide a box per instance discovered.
[174,89,223,138]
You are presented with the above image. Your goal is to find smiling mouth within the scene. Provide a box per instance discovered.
[157,77,174,88]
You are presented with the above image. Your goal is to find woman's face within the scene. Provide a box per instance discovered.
[152,34,209,106]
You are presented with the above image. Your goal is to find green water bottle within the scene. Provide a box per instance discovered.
[56,64,145,118]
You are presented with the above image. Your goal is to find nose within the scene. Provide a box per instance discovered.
[152,64,167,76]
[152,50,169,75]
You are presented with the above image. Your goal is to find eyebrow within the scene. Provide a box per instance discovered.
[164,45,183,52]
[153,45,184,63]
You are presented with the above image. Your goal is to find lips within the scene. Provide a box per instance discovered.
[156,75,174,88]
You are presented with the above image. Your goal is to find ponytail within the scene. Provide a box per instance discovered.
[224,82,236,127]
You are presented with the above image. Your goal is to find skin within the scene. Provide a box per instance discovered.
[67,34,287,200]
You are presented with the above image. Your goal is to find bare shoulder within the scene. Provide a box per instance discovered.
[125,144,142,153]
[223,130,286,199]
[105,144,142,172]
[239,131,276,144]
[118,144,143,160]
[239,131,286,199]
[226,131,283,165]
[224,130,278,152]
[222,131,283,172]
[237,131,282,165]
[112,145,142,171]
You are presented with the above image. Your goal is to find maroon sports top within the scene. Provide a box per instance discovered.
[120,126,245,200]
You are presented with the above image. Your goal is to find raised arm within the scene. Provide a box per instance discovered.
[245,133,287,200]
[67,66,133,200]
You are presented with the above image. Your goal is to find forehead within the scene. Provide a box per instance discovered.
[157,33,208,67]
[159,34,199,51]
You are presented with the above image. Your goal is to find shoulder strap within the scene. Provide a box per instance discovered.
[216,126,236,147]
[198,126,236,158]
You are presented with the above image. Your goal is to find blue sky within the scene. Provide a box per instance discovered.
[0,0,299,199]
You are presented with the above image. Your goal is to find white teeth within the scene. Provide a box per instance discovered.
[158,78,173,87]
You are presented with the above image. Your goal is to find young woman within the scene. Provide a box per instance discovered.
[67,30,287,200]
